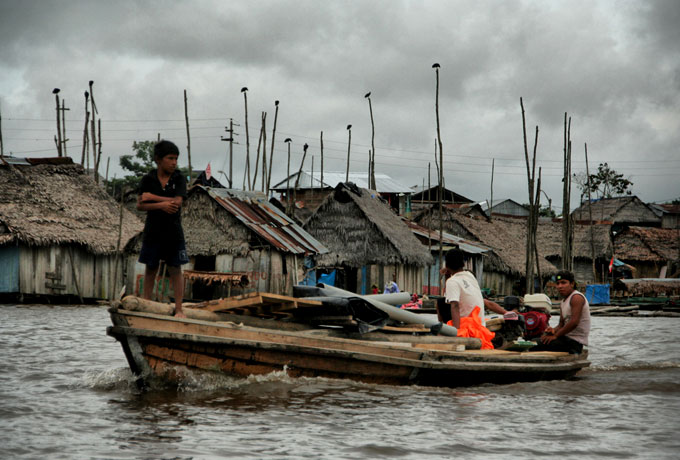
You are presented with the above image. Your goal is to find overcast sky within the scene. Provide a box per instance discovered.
[1,0,678,211]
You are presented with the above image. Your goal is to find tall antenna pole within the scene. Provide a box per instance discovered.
[345,125,352,182]
[267,100,279,194]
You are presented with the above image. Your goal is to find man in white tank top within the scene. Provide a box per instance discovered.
[534,270,590,354]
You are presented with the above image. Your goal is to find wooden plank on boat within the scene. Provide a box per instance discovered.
[194,292,323,313]
[380,324,429,333]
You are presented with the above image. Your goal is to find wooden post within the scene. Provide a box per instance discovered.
[534,167,542,292]
[561,113,574,271]
[433,63,444,293]
[81,92,89,166]
[490,158,495,220]
[427,162,432,295]
[60,99,69,157]
[320,131,324,190]
[267,101,279,194]
[311,156,315,202]
[294,143,309,207]
[261,112,267,193]
[184,89,193,183]
[54,90,62,157]
[0,103,4,158]
[252,112,266,190]
[285,138,292,214]
[345,125,352,182]
[96,118,102,182]
[105,156,110,183]
[365,92,376,189]
[89,81,98,182]
[112,187,124,300]
[241,87,250,191]
[585,142,597,282]
[520,97,539,294]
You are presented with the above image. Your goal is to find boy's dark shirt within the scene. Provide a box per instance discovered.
[138,169,187,243]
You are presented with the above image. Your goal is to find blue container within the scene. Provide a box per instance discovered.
[585,284,610,305]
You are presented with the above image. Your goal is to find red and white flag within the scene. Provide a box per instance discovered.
[205,162,212,180]
[608,256,614,273]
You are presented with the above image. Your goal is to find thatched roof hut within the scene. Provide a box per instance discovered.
[0,159,142,253]
[305,183,432,268]
[614,226,680,278]
[303,183,432,294]
[0,157,143,301]
[572,196,660,227]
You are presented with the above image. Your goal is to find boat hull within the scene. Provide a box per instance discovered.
[108,308,590,388]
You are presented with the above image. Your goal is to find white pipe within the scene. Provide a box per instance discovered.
[317,283,457,336]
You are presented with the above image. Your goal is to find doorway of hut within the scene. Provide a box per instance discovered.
[336,266,358,294]
[192,255,216,300]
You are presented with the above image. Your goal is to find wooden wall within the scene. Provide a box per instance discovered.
[4,244,125,300]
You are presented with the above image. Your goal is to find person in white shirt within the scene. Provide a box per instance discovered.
[439,249,506,328]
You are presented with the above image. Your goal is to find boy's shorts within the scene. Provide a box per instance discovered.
[139,239,189,269]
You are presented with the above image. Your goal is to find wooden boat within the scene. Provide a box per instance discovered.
[107,293,590,388]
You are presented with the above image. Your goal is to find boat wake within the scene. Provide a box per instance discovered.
[585,360,680,373]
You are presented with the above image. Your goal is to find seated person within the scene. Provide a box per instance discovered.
[532,270,590,354]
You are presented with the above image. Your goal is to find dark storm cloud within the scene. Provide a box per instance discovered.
[1,0,678,204]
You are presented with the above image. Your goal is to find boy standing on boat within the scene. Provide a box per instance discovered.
[535,270,590,354]
[137,140,189,318]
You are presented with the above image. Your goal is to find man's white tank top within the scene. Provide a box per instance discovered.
[560,290,591,345]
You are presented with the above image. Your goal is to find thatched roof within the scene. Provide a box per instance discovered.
[0,159,143,255]
[538,221,613,260]
[426,213,558,276]
[182,186,327,257]
[572,196,660,224]
[304,183,433,268]
[614,226,680,262]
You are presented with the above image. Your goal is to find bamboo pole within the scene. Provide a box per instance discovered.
[184,89,192,183]
[241,87,250,190]
[534,167,542,291]
[89,81,98,182]
[267,101,279,194]
[521,97,538,294]
[54,89,62,157]
[60,99,69,157]
[252,112,266,190]
[365,92,376,189]
[562,113,574,271]
[585,142,597,281]
[0,103,4,158]
[97,119,102,183]
[345,125,352,182]
[261,112,267,193]
[294,143,309,207]
[490,158,495,220]
[320,131,324,189]
[81,92,89,166]
[285,138,292,214]
[427,162,432,294]
[433,63,444,293]
[112,187,124,300]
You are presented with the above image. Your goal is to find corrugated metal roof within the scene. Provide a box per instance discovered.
[201,186,328,255]
[403,219,491,254]
[271,171,412,194]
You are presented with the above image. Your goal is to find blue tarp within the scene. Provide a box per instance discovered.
[318,270,336,286]
[585,284,610,305]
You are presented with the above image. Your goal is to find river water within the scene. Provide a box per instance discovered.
[1,304,679,460]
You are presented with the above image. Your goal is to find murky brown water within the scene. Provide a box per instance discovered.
[1,304,679,459]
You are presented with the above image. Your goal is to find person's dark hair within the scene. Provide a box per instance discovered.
[154,140,180,160]
[555,270,575,283]
[445,249,465,271]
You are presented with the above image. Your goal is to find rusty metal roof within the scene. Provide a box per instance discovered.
[200,186,328,255]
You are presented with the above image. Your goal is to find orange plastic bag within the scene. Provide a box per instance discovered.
[447,306,495,349]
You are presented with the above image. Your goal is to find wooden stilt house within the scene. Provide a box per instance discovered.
[0,157,143,302]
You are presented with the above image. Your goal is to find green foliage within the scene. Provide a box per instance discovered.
[105,140,189,200]
[574,163,633,201]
